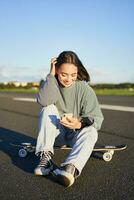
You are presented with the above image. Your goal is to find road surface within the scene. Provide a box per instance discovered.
[0,92,134,200]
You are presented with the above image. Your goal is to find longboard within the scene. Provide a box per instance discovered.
[12,142,127,162]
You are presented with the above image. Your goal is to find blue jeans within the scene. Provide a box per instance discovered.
[35,104,98,175]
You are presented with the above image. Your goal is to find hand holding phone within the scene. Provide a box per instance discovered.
[60,114,81,129]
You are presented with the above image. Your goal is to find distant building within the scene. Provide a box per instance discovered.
[10,81,28,87]
[1,81,40,89]
[3,82,8,85]
[10,81,21,87]
[32,82,39,87]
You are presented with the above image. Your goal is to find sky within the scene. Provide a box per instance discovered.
[0,0,134,84]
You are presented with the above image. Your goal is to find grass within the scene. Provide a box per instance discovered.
[0,88,39,93]
[94,88,134,96]
[0,88,134,96]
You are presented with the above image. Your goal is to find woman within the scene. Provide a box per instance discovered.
[34,51,104,187]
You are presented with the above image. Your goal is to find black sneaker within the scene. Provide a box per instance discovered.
[53,164,77,187]
[34,151,54,176]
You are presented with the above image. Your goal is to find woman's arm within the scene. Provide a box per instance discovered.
[37,57,60,107]
[81,85,104,130]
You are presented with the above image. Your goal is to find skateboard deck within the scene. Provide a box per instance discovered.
[13,142,127,162]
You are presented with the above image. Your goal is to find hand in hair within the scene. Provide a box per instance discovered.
[50,57,57,76]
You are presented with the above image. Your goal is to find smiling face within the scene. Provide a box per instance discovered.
[56,63,78,88]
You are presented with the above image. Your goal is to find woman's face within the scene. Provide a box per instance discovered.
[56,63,78,87]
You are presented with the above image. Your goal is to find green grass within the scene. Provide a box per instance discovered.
[0,88,39,93]
[94,88,134,96]
[0,88,134,96]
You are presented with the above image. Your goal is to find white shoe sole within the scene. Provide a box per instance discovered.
[53,169,74,187]
[34,166,53,176]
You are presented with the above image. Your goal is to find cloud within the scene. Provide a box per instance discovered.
[88,67,108,83]
[88,66,134,84]
[0,65,48,82]
[0,65,133,83]
[89,67,107,77]
[129,73,134,83]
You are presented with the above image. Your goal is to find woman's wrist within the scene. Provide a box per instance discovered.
[80,117,94,128]
[76,121,82,129]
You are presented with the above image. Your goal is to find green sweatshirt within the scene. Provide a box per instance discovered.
[37,74,104,130]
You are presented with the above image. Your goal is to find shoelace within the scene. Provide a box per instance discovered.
[39,152,51,167]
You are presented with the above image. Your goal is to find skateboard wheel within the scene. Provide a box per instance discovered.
[18,148,28,158]
[103,152,112,162]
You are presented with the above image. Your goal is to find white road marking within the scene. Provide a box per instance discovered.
[13,97,36,102]
[13,97,134,112]
[100,104,134,112]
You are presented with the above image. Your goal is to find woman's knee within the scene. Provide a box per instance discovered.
[40,104,59,117]
[80,126,98,143]
[42,104,58,113]
[88,126,98,142]
[39,104,60,125]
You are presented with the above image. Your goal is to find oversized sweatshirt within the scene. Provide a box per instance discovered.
[37,74,104,130]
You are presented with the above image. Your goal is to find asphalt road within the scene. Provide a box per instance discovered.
[0,92,134,200]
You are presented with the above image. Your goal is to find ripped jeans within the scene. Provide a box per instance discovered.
[35,104,98,175]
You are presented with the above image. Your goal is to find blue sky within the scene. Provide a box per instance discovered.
[0,0,134,83]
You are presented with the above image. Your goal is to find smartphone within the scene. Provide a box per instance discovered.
[61,113,73,122]
[63,113,73,118]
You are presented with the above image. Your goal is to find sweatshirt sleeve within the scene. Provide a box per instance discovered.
[37,74,60,107]
[81,85,104,130]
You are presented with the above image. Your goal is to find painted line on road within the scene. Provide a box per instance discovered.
[13,97,36,102]
[13,97,134,112]
[100,104,134,112]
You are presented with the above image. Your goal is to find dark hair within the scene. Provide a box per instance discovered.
[55,51,90,82]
